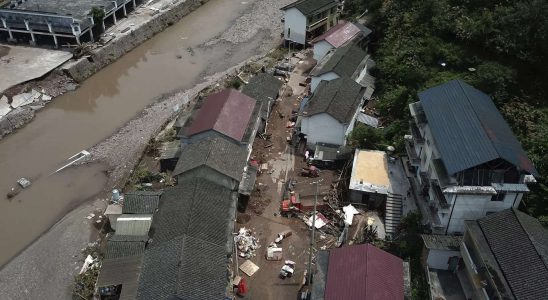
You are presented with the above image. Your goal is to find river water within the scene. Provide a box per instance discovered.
[0,0,274,266]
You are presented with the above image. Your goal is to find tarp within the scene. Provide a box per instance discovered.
[343,204,360,226]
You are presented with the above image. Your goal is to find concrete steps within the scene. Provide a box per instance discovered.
[385,193,403,236]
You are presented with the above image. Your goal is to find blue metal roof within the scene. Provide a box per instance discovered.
[419,80,537,176]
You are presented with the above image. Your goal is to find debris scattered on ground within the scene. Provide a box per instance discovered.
[266,243,283,261]
[239,259,259,277]
[305,213,328,229]
[235,227,260,258]
[275,230,292,243]
[343,204,360,226]
[279,260,295,279]
[17,178,31,188]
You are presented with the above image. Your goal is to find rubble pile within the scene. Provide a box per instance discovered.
[235,227,260,259]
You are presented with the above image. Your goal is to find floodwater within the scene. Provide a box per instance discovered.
[0,0,273,266]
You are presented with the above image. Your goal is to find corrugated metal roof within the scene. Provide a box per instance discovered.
[116,215,153,236]
[304,77,365,123]
[478,209,548,300]
[238,163,258,196]
[310,41,367,78]
[311,22,368,48]
[123,191,161,214]
[421,234,462,251]
[324,244,404,300]
[418,80,537,176]
[172,135,247,181]
[356,113,378,128]
[281,0,338,16]
[185,89,256,142]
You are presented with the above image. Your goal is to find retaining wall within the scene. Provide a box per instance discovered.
[63,0,209,82]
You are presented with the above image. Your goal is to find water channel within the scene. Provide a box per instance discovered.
[0,0,275,266]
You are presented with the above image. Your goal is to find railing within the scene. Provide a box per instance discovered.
[405,140,421,165]
[432,182,450,209]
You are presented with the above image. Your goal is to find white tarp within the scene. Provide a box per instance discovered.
[343,204,360,226]
[0,95,12,118]
[306,213,328,229]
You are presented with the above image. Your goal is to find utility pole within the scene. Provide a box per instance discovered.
[307,178,323,285]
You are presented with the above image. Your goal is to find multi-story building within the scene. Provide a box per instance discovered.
[406,80,537,234]
[281,0,339,46]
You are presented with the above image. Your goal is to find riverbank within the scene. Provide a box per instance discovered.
[0,0,210,140]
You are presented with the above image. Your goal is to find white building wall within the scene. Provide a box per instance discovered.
[301,113,345,149]
[313,40,333,61]
[284,8,307,45]
[444,192,523,234]
[311,72,340,93]
[426,249,461,270]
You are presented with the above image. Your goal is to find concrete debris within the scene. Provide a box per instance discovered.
[235,227,260,258]
[10,90,46,109]
[0,96,12,118]
[17,178,31,188]
[42,94,52,101]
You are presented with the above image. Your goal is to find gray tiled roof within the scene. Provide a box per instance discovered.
[149,179,236,248]
[137,235,229,300]
[418,80,537,176]
[104,236,147,259]
[123,191,161,214]
[172,136,247,181]
[242,73,283,106]
[281,0,338,16]
[136,179,236,300]
[478,209,548,300]
[96,256,143,300]
[304,77,365,123]
[310,41,367,78]
[242,73,283,120]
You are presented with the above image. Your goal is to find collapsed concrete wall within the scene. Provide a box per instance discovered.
[63,0,209,82]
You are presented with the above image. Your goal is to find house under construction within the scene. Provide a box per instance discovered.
[0,0,139,47]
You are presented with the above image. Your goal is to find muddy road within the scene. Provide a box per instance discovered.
[0,0,286,266]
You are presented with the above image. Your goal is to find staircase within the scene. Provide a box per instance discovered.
[385,192,403,237]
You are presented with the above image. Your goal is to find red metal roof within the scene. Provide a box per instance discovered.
[311,22,361,48]
[185,89,256,142]
[324,244,404,300]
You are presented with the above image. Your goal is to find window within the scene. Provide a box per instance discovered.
[485,211,496,216]
[491,192,505,202]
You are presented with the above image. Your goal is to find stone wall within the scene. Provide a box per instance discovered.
[63,0,209,82]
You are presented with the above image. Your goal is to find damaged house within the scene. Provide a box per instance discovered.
[406,80,537,234]
[281,0,339,46]
[311,21,372,62]
[241,73,284,134]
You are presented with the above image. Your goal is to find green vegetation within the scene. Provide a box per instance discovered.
[90,7,105,30]
[225,76,242,90]
[346,0,548,222]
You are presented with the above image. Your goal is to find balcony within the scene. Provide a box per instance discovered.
[405,140,420,165]
[410,122,424,144]
[431,182,450,209]
[420,171,430,194]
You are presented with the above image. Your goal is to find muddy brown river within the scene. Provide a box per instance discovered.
[0,0,275,266]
